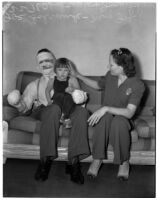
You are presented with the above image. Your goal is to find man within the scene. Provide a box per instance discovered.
[7,48,90,184]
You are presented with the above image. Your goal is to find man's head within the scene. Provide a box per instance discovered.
[36,48,56,77]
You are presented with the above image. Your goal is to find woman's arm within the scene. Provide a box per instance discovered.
[77,73,101,90]
[88,104,137,126]
[65,76,80,93]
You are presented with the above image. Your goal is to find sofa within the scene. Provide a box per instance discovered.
[3,71,155,165]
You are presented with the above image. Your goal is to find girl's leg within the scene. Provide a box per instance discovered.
[62,93,76,119]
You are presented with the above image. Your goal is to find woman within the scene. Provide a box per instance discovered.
[72,48,145,180]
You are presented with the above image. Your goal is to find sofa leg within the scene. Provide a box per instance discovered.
[3,156,7,164]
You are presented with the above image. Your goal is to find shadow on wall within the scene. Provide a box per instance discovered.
[134,54,143,79]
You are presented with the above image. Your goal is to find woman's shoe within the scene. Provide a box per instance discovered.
[87,159,102,178]
[117,160,130,181]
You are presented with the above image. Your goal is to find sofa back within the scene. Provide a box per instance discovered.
[16,71,155,116]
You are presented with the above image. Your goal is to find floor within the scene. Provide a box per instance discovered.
[3,158,155,198]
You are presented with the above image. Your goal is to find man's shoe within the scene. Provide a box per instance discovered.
[87,159,102,178]
[117,160,130,181]
[40,159,52,181]
[67,162,84,184]
[65,163,72,174]
[34,162,45,181]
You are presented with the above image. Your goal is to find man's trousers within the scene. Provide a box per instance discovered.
[30,104,90,160]
[92,113,132,164]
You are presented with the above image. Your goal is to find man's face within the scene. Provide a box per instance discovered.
[37,52,55,76]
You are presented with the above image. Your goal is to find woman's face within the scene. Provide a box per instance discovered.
[56,67,69,81]
[109,55,123,76]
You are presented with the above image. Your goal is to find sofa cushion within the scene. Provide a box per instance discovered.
[10,116,41,133]
[8,129,33,144]
[131,130,139,143]
[134,118,155,138]
[131,138,155,151]
[140,116,155,138]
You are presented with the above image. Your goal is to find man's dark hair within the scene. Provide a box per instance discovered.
[37,48,56,60]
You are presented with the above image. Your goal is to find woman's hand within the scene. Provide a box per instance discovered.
[69,64,80,77]
[88,106,109,126]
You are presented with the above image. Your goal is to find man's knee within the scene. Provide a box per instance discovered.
[77,106,88,118]
[72,106,89,120]
[41,104,61,119]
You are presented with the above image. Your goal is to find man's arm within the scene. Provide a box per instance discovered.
[17,80,37,113]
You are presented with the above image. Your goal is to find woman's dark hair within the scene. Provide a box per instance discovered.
[110,48,136,77]
[54,58,71,73]
[37,48,56,60]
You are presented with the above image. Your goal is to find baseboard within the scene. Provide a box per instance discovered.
[3,143,155,165]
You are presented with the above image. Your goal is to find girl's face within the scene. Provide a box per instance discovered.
[56,67,70,81]
[109,55,123,76]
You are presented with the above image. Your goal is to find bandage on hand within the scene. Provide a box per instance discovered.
[72,89,88,104]
[7,89,21,106]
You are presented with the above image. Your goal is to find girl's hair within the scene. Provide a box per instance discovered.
[110,48,136,77]
[54,58,71,73]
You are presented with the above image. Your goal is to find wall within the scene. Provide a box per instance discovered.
[3,2,156,94]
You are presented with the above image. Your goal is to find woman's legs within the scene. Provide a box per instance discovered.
[109,115,131,180]
[92,113,114,159]
[88,114,131,178]
[109,115,131,165]
[87,113,113,177]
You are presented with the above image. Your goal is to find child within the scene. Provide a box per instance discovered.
[45,57,81,128]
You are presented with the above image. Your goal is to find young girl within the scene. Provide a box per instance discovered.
[45,57,80,128]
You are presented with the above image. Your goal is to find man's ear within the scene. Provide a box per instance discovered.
[36,65,42,72]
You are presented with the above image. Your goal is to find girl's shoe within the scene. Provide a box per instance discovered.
[87,159,102,178]
[117,160,130,181]
[63,119,72,129]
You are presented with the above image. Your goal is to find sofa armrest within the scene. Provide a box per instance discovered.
[3,121,8,144]
[3,106,19,122]
[3,94,10,106]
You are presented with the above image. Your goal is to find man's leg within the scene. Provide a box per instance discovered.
[35,104,62,181]
[66,106,90,184]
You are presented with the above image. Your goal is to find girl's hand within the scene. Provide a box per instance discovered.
[65,86,74,94]
[88,107,108,126]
